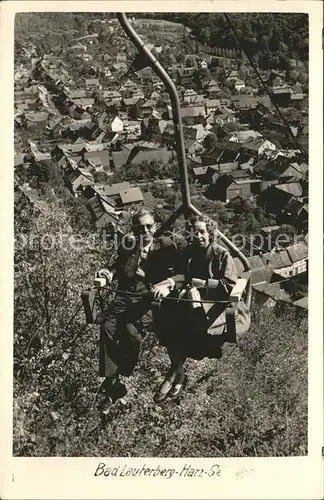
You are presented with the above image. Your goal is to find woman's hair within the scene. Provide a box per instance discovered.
[188,214,218,242]
[131,208,155,227]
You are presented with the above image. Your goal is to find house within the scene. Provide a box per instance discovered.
[121,97,144,119]
[226,70,239,82]
[24,111,49,129]
[231,95,271,110]
[206,80,221,98]
[253,282,291,308]
[268,72,286,87]
[270,86,292,106]
[254,158,304,190]
[126,147,173,167]
[208,173,261,202]
[261,242,308,279]
[73,98,95,109]
[184,138,203,156]
[66,89,90,100]
[83,149,111,170]
[192,166,209,183]
[205,99,220,114]
[86,194,119,230]
[227,130,262,144]
[119,79,142,98]
[141,100,156,118]
[117,53,127,63]
[97,182,131,199]
[286,242,308,275]
[213,109,237,125]
[110,116,124,133]
[118,187,144,207]
[182,124,208,143]
[200,141,241,166]
[176,67,196,87]
[258,185,295,215]
[200,60,208,69]
[14,153,26,167]
[281,198,308,229]
[112,62,128,73]
[150,90,161,101]
[102,90,122,102]
[233,255,274,287]
[66,168,95,196]
[274,182,303,199]
[111,150,132,168]
[183,89,198,104]
[290,83,304,102]
[293,296,308,310]
[242,137,276,157]
[85,78,101,91]
[179,106,206,119]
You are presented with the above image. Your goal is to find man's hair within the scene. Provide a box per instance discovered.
[188,214,218,242]
[131,208,155,227]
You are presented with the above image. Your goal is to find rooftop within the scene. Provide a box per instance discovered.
[119,187,144,204]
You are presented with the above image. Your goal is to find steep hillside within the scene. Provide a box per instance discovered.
[13,193,307,457]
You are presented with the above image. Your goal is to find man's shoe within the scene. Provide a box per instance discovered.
[168,374,188,399]
[99,380,127,413]
[99,395,114,414]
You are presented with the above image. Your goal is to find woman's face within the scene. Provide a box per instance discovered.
[192,221,210,248]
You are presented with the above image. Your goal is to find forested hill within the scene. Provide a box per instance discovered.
[135,13,309,66]
[15,12,308,70]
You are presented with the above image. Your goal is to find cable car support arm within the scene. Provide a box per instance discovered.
[117,13,251,294]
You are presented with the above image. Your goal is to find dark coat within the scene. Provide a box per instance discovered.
[109,234,183,295]
[158,241,250,358]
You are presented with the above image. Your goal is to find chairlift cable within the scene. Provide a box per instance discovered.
[100,284,243,304]
[223,13,307,159]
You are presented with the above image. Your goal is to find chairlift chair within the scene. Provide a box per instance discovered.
[81,13,252,344]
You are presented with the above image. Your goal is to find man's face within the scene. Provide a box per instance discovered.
[133,214,156,247]
[191,221,210,248]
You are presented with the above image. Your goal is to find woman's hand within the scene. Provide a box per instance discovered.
[191,278,206,289]
[187,287,202,308]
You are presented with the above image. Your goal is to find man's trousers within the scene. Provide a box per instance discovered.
[99,294,155,379]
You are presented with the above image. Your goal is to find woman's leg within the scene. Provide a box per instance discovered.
[153,349,186,403]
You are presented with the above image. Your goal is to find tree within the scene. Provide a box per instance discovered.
[185,55,196,68]
[202,133,218,151]
[287,70,299,83]
[93,171,108,183]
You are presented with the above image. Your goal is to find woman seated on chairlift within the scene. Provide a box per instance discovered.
[152,214,250,403]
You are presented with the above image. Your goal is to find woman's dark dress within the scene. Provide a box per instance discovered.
[158,242,243,360]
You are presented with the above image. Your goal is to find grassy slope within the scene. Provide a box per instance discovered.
[13,197,307,457]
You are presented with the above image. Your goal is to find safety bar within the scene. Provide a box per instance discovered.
[117,13,251,308]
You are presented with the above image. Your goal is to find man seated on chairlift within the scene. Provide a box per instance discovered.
[96,208,184,412]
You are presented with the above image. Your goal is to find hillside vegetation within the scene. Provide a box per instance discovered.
[14,193,307,457]
[15,12,308,68]
[137,12,308,66]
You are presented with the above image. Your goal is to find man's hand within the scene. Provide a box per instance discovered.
[151,282,172,299]
[97,269,114,283]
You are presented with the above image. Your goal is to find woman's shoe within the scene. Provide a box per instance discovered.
[153,378,174,404]
[168,374,188,399]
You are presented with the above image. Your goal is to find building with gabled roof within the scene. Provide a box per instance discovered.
[118,187,144,206]
[66,168,95,196]
[274,182,303,198]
